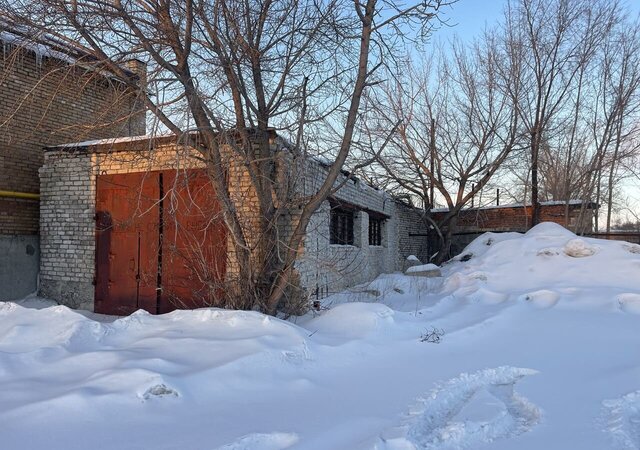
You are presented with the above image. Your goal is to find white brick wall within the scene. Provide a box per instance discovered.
[39,150,95,309]
[295,159,429,298]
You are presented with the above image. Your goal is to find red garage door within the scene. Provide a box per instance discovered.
[95,169,226,315]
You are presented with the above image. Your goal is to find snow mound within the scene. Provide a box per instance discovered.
[452,231,528,262]
[0,302,102,352]
[364,275,414,296]
[602,391,640,449]
[0,303,313,415]
[406,264,440,274]
[379,367,541,449]
[524,221,576,238]
[469,288,508,305]
[304,302,396,340]
[443,222,640,305]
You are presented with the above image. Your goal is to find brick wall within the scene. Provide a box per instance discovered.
[0,199,39,235]
[431,202,596,233]
[38,149,95,309]
[39,140,203,308]
[0,42,145,235]
[395,201,429,266]
[296,159,432,297]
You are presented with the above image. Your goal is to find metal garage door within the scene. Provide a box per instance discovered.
[95,169,226,315]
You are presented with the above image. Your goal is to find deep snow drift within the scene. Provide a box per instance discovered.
[1,223,640,450]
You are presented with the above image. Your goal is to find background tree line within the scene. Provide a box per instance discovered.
[363,0,640,262]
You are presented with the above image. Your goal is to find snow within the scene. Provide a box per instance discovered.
[1,222,640,449]
[406,263,440,274]
[1,30,77,65]
[46,133,173,149]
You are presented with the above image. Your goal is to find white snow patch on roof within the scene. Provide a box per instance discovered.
[47,134,175,149]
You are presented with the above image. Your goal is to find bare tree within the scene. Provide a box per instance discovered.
[501,0,618,227]
[3,0,453,314]
[566,11,640,233]
[369,35,522,263]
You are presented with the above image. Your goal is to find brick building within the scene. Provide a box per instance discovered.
[39,133,429,313]
[0,27,145,299]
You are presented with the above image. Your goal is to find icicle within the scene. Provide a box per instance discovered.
[35,46,42,72]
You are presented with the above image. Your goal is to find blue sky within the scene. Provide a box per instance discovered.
[435,0,640,43]
[426,0,640,222]
[436,0,506,42]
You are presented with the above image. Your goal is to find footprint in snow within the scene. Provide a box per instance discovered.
[617,294,640,315]
[140,383,179,400]
[377,367,542,450]
[602,391,640,449]
[215,432,299,450]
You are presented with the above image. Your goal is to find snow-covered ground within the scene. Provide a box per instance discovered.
[1,222,640,450]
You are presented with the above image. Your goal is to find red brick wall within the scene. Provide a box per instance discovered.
[0,43,145,235]
[432,204,594,233]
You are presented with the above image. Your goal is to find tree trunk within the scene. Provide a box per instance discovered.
[530,128,541,227]
[435,214,458,265]
[606,119,623,233]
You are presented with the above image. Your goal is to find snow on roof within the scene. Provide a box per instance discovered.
[0,22,138,80]
[45,134,176,150]
[1,30,76,64]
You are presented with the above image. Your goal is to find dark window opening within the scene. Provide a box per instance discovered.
[369,217,383,246]
[330,207,354,245]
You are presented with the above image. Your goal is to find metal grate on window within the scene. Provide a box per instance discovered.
[330,207,354,245]
[369,217,383,246]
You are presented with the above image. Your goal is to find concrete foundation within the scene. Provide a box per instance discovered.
[39,278,93,310]
[0,234,40,300]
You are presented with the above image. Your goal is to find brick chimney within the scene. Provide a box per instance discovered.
[123,59,147,135]
[124,59,147,89]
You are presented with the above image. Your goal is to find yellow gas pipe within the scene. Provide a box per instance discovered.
[0,190,40,200]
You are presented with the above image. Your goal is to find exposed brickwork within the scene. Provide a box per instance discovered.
[395,202,429,266]
[296,161,432,297]
[428,202,598,258]
[431,202,596,233]
[0,42,145,236]
[38,150,95,309]
[0,198,39,235]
